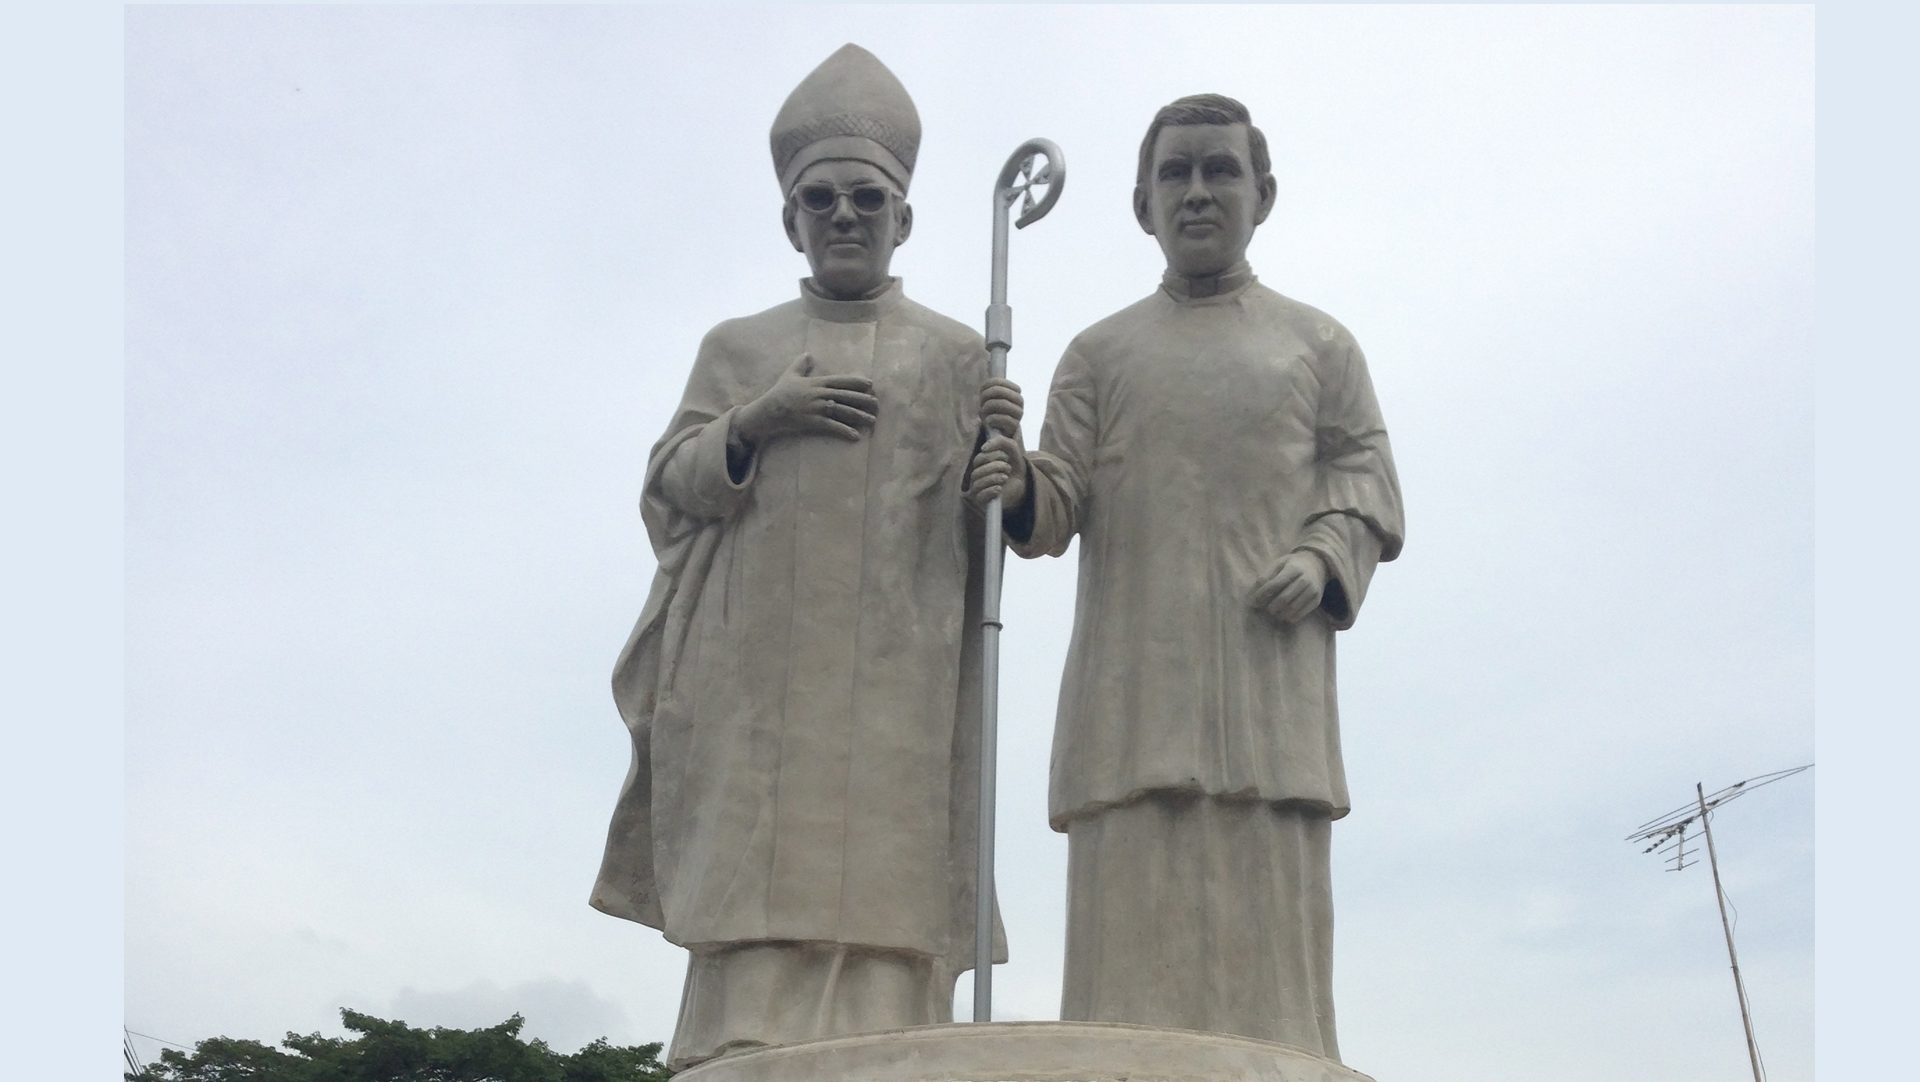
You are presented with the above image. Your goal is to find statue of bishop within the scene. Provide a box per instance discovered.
[592,43,1004,1070]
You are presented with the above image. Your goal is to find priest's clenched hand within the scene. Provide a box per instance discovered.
[967,378,1028,510]
[968,433,1030,510]
[734,353,879,445]
[979,377,1024,438]
[1250,550,1331,624]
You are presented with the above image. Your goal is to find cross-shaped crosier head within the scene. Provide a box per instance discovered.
[994,140,1064,229]
[1133,94,1278,278]
[1011,156,1054,216]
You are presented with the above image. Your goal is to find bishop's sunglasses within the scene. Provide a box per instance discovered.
[791,182,898,216]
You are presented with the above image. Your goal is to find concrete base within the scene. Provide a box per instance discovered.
[673,1021,1375,1082]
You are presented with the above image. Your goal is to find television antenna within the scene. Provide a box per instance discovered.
[1626,764,1811,1082]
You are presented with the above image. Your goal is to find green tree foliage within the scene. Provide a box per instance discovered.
[128,1010,672,1082]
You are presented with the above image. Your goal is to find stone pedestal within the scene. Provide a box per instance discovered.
[673,1021,1376,1082]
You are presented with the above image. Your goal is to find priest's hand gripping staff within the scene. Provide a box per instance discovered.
[975,138,1064,1023]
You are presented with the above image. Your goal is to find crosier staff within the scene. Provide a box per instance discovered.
[975,138,1064,1023]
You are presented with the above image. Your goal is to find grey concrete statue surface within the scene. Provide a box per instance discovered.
[969,94,1404,1059]
[592,43,1004,1070]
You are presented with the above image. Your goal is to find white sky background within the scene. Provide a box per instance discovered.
[122,6,1815,1081]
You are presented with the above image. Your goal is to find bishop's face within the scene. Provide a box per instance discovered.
[784,159,913,299]
[1136,122,1275,278]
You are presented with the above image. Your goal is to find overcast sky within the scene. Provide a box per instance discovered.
[117,6,1819,1081]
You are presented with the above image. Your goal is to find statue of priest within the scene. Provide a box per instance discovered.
[968,93,1404,1061]
[592,43,1004,1070]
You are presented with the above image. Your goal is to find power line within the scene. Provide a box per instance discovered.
[125,1028,196,1052]
[123,1030,143,1079]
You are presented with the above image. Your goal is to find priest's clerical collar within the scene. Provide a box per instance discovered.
[1162,261,1256,302]
[801,276,905,322]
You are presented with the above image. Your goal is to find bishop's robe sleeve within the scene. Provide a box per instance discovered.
[641,326,763,552]
[1292,335,1404,630]
[1007,342,1097,559]
[653,407,756,520]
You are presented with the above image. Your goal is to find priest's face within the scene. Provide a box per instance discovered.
[1136,122,1276,278]
[784,159,913,299]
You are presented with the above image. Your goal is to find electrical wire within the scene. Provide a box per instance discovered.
[122,1031,143,1078]
[125,1029,194,1051]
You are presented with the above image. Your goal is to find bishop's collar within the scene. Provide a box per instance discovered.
[800,276,905,322]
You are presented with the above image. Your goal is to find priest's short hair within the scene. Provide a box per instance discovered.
[1135,93,1273,188]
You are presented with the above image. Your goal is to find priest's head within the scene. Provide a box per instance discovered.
[770,44,920,299]
[1134,94,1278,279]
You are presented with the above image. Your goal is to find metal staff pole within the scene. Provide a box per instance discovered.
[975,138,1064,1022]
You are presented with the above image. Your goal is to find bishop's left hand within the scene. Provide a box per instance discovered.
[1251,551,1331,624]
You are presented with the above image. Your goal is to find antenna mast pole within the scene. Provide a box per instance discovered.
[1696,782,1765,1082]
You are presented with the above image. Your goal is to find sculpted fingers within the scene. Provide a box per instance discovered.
[968,469,1016,509]
[816,374,874,393]
[1251,552,1328,621]
[971,438,1012,476]
[980,378,1025,437]
[739,359,880,445]
[978,432,1025,474]
[967,434,1023,507]
[1252,554,1327,623]
[981,433,1029,505]
[819,387,879,415]
[816,400,876,429]
[1250,563,1301,610]
[970,460,1013,491]
[966,464,1003,509]
[1272,577,1321,623]
[809,376,876,433]
[802,414,866,441]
